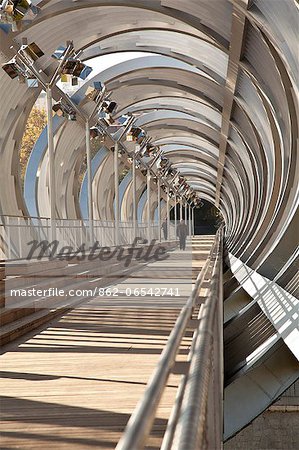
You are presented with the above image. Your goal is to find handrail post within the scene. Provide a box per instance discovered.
[17,217,22,258]
[86,120,94,246]
[147,169,151,242]
[174,195,177,241]
[7,216,11,260]
[157,179,161,242]
[132,154,137,241]
[166,186,170,241]
[192,206,195,236]
[46,85,56,242]
[114,142,120,246]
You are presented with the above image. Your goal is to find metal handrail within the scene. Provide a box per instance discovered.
[172,227,223,450]
[115,233,221,450]
[0,215,177,260]
[0,214,50,220]
[0,215,165,226]
[160,231,223,450]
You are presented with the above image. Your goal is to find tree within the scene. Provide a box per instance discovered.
[78,139,103,184]
[20,107,47,188]
[119,166,130,183]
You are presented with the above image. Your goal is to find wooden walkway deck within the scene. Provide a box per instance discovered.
[0,237,214,450]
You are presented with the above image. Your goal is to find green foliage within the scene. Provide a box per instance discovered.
[119,167,130,184]
[20,107,47,187]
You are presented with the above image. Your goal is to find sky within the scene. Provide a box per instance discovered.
[86,52,151,75]
[54,51,153,95]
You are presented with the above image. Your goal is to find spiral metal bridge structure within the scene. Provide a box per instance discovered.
[0,1,298,449]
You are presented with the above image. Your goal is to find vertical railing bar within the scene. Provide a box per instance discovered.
[18,217,22,259]
[7,216,12,260]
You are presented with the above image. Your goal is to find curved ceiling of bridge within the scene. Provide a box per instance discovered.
[0,0,298,439]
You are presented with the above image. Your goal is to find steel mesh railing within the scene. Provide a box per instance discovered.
[0,215,176,260]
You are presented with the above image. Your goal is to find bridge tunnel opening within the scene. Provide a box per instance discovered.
[194,200,223,235]
[170,199,223,235]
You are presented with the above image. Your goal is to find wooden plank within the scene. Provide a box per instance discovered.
[0,238,213,449]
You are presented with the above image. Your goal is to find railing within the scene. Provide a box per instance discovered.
[116,228,224,450]
[0,215,178,260]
